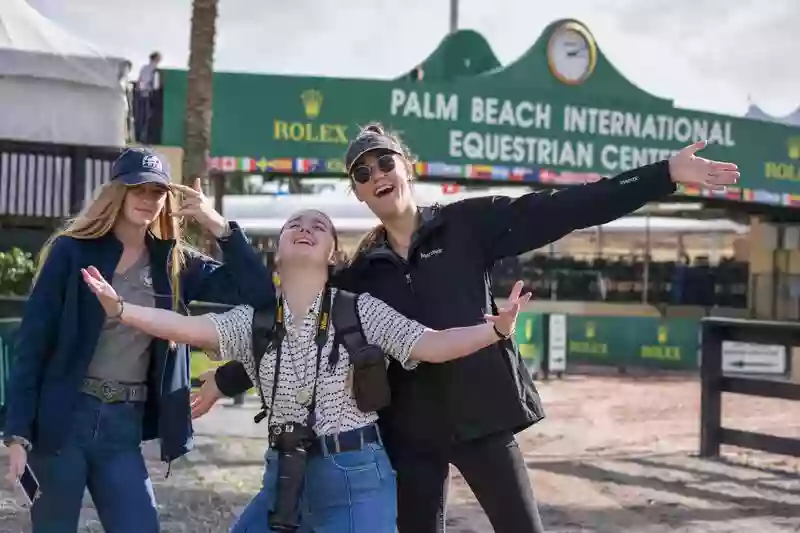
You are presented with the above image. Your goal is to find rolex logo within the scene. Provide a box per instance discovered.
[657,325,668,344]
[301,89,323,120]
[788,137,800,160]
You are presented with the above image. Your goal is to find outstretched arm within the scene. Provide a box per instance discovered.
[358,281,530,367]
[449,142,739,262]
[81,266,251,357]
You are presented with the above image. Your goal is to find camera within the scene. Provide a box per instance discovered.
[268,423,316,532]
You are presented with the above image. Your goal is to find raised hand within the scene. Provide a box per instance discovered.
[81,266,122,317]
[485,280,531,338]
[171,178,229,238]
[668,140,740,189]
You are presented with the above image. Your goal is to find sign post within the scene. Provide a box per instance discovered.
[547,314,567,376]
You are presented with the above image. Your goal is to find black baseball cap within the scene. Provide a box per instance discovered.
[344,131,404,174]
[111,148,171,187]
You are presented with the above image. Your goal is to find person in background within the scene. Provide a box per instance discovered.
[134,51,161,143]
[119,59,134,143]
[80,208,530,533]
[196,123,739,533]
[3,148,274,533]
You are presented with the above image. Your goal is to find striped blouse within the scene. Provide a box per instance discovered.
[206,289,426,436]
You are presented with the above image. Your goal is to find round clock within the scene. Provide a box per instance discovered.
[547,21,597,85]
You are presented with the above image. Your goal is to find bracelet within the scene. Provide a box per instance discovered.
[216,221,233,241]
[110,296,125,320]
[493,324,510,340]
[3,435,32,452]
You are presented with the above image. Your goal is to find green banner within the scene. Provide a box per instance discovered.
[630,317,699,371]
[566,315,630,366]
[161,19,800,207]
[565,315,698,371]
[0,318,20,418]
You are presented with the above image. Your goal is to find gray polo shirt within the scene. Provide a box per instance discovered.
[86,253,155,383]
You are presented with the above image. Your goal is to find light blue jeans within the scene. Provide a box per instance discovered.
[231,438,397,533]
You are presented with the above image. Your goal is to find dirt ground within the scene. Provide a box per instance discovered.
[0,374,798,532]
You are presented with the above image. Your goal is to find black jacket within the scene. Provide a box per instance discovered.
[214,160,677,451]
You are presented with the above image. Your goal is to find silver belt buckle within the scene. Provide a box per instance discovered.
[100,381,118,402]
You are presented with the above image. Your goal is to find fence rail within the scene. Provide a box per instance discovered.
[0,139,122,218]
[699,317,800,458]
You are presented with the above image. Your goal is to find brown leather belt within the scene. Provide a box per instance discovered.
[81,378,148,403]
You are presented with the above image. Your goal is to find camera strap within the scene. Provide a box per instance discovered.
[265,285,333,430]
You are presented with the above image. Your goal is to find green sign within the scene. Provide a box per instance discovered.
[565,315,698,371]
[160,19,800,206]
[0,318,20,419]
[566,315,628,365]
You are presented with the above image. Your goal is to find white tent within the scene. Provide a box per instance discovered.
[0,0,128,146]
[744,104,800,127]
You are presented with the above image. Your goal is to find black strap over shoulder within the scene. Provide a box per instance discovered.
[251,307,276,423]
[250,288,333,425]
[252,307,277,368]
[331,290,367,356]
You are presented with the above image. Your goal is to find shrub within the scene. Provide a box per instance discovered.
[0,248,36,296]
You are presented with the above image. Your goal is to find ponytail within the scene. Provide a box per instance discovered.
[351,224,385,263]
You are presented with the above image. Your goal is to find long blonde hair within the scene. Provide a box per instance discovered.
[36,180,187,311]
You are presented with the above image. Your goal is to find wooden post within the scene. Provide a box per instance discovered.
[699,320,723,457]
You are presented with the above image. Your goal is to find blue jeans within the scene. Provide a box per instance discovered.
[232,438,396,533]
[28,393,158,533]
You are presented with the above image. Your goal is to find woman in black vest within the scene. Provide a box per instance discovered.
[81,208,529,533]
[196,124,738,533]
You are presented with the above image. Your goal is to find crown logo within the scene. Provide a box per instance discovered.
[657,325,668,344]
[301,89,323,120]
[585,321,595,339]
[787,137,800,160]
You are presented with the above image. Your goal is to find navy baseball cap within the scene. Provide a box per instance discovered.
[111,148,171,187]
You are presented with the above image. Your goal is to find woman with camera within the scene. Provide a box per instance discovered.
[203,122,739,533]
[80,208,530,533]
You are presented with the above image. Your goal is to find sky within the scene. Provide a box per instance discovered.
[26,0,800,119]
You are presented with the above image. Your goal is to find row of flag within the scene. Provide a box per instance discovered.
[206,155,800,208]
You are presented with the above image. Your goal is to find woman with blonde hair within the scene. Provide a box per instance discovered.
[2,147,275,533]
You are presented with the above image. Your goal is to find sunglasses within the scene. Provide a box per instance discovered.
[350,153,396,184]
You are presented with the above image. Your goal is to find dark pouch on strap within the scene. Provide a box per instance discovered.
[332,291,392,413]
[350,345,391,413]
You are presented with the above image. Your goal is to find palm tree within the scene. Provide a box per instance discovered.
[183,0,219,187]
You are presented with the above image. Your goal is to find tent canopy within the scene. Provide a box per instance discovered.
[0,0,124,89]
[0,0,128,146]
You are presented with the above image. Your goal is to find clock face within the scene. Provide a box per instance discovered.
[547,24,596,85]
